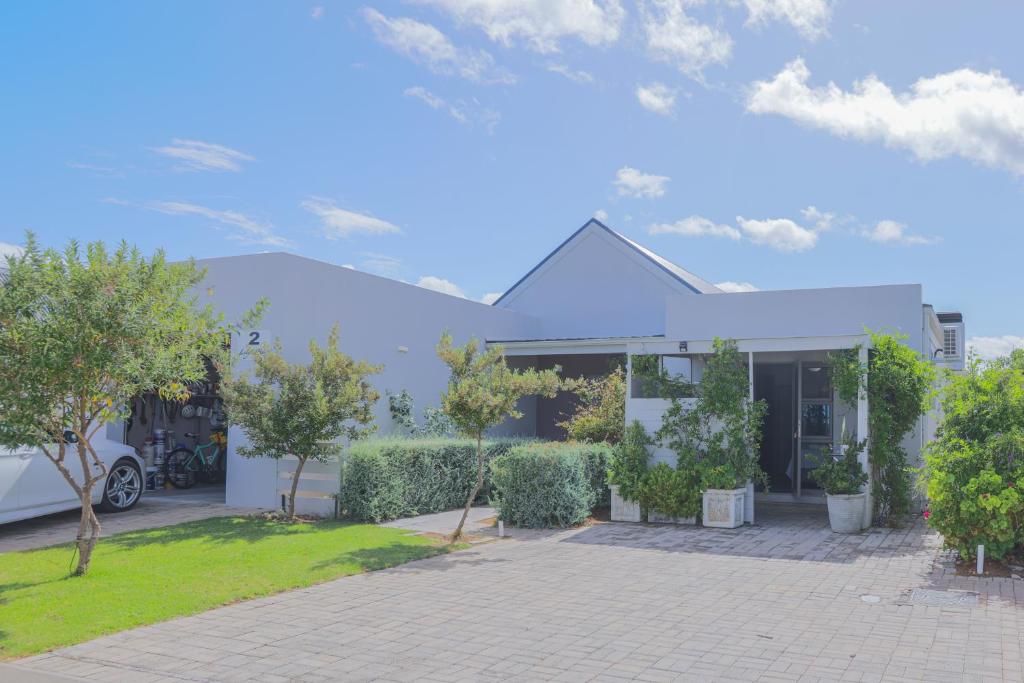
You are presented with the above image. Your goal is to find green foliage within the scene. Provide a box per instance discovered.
[924,438,1024,561]
[558,366,626,444]
[609,421,652,502]
[421,406,456,437]
[810,433,868,495]
[387,389,416,433]
[489,443,609,528]
[436,332,560,538]
[922,351,1024,560]
[221,325,381,517]
[935,350,1024,445]
[638,462,702,519]
[829,330,936,523]
[385,389,455,437]
[657,338,767,489]
[630,354,697,399]
[700,464,741,491]
[436,332,561,440]
[0,234,257,574]
[340,438,521,522]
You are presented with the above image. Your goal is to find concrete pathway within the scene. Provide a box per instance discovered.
[16,504,1024,682]
[382,505,497,536]
[0,487,260,553]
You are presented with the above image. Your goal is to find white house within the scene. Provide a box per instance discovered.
[122,219,964,519]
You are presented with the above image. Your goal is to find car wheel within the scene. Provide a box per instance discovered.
[99,458,143,512]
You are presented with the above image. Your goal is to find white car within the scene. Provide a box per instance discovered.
[0,435,145,525]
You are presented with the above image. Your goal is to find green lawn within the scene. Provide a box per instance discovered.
[0,516,450,659]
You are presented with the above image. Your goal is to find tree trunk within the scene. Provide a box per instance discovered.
[452,433,484,541]
[74,491,102,576]
[288,456,307,519]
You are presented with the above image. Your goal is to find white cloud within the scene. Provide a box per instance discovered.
[967,335,1024,360]
[363,8,515,84]
[404,86,469,124]
[414,0,625,53]
[862,219,939,246]
[547,63,595,84]
[341,263,356,270]
[403,86,501,133]
[417,275,467,299]
[747,58,1024,175]
[311,5,324,20]
[648,215,740,240]
[715,281,760,293]
[301,197,402,238]
[359,252,404,274]
[736,216,818,252]
[800,205,835,231]
[481,291,503,304]
[593,209,609,222]
[152,139,254,172]
[108,199,290,247]
[613,166,670,199]
[742,0,833,41]
[636,82,677,115]
[640,0,732,79]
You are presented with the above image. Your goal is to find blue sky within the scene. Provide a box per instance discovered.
[2,1,1022,356]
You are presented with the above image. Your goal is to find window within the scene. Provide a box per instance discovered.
[943,328,959,358]
[630,354,697,399]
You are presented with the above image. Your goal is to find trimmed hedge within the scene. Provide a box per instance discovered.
[340,437,521,522]
[489,442,612,528]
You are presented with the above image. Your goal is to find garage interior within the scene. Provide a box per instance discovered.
[122,361,227,500]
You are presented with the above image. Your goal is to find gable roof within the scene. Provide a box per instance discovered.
[492,218,721,306]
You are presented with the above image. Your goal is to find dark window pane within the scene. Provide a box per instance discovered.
[801,403,832,437]
[801,365,831,399]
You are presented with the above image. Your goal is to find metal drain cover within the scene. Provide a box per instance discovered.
[907,589,979,606]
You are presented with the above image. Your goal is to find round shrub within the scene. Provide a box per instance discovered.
[489,444,595,528]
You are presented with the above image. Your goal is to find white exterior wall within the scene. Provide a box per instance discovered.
[197,253,539,511]
[496,226,700,339]
[665,285,926,353]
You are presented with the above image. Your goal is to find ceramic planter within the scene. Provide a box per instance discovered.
[702,488,745,528]
[826,492,867,533]
[609,484,642,523]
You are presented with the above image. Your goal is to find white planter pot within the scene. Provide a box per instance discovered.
[647,510,696,525]
[826,492,867,533]
[702,488,745,529]
[609,485,642,523]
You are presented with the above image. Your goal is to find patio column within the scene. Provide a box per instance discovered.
[746,351,755,525]
[857,344,871,528]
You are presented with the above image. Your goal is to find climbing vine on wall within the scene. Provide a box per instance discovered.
[828,330,935,525]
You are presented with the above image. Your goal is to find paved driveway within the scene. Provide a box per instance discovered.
[17,504,1024,682]
[0,487,258,553]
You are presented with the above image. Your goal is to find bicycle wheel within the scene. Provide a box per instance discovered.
[165,447,198,489]
[202,452,225,484]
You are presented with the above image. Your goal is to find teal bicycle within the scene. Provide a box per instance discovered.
[165,432,225,489]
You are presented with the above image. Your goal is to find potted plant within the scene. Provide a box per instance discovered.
[640,462,700,524]
[811,432,869,533]
[700,464,746,528]
[608,421,649,522]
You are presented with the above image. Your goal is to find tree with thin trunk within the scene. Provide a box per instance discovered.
[221,325,381,519]
[436,332,560,540]
[0,235,247,575]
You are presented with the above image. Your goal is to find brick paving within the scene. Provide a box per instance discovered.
[0,487,259,553]
[16,503,1024,682]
